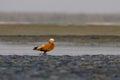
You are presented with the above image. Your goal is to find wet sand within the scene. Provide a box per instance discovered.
[0,55,120,80]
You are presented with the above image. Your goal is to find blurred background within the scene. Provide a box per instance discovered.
[0,0,120,55]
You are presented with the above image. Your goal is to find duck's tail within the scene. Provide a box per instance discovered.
[33,47,38,50]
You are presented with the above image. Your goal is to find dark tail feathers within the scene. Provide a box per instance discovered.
[33,47,38,50]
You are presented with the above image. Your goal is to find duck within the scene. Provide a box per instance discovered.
[33,38,55,56]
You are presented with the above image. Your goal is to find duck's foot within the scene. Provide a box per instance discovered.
[39,52,47,56]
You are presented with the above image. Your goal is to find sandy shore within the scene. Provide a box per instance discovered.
[0,24,120,36]
[0,55,120,80]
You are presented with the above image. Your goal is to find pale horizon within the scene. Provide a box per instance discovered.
[0,0,120,14]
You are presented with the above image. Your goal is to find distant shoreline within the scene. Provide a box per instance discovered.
[0,12,120,24]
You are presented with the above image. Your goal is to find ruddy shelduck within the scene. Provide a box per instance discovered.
[33,38,55,56]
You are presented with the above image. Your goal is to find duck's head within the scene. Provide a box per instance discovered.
[49,38,55,43]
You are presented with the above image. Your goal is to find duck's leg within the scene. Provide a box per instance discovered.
[43,51,47,56]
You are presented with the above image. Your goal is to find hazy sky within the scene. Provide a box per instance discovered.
[0,0,120,13]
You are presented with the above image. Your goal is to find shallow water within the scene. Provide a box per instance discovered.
[0,41,120,56]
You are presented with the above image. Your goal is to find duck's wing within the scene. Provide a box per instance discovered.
[36,44,46,51]
[37,43,54,51]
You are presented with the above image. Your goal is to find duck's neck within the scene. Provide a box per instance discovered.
[49,42,54,44]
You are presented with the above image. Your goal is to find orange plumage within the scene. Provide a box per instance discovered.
[33,38,55,56]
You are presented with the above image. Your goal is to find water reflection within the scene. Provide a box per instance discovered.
[0,42,120,56]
